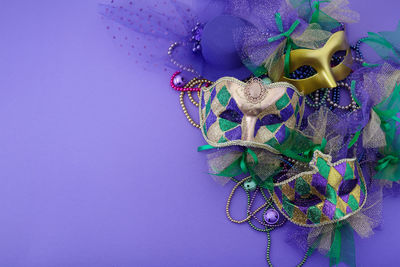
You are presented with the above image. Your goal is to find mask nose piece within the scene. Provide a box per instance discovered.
[320,69,338,88]
[241,116,257,141]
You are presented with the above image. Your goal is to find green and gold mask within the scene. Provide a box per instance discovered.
[271,150,367,227]
[199,77,305,153]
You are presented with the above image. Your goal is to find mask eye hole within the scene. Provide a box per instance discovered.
[291,194,321,207]
[338,179,357,196]
[288,65,317,80]
[331,50,347,67]
[219,109,242,124]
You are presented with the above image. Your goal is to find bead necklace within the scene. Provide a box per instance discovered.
[326,81,359,110]
[229,177,283,230]
[248,188,287,227]
[187,90,200,107]
[351,38,365,61]
[170,71,212,128]
[266,229,313,267]
[331,86,340,110]
[305,82,360,111]
[226,178,269,224]
[190,22,203,53]
[305,88,329,108]
[229,176,311,267]
[169,71,211,92]
[179,91,200,128]
[168,42,200,76]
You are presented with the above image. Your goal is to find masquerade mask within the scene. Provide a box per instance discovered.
[200,78,304,152]
[280,30,353,95]
[271,150,367,227]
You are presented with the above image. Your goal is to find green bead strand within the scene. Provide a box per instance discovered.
[230,177,311,267]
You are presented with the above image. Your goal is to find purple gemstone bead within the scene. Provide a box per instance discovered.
[192,43,201,53]
[264,209,279,225]
[193,28,203,41]
[173,74,185,87]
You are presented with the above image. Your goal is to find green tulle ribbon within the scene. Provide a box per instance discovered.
[245,64,268,77]
[362,62,381,68]
[198,146,275,190]
[267,14,300,43]
[197,144,215,152]
[371,83,400,181]
[303,138,327,159]
[341,80,363,149]
[347,131,361,149]
[288,0,340,31]
[239,148,258,173]
[236,148,276,190]
[374,155,400,181]
[373,83,400,147]
[363,32,400,62]
[350,80,361,107]
[362,21,400,64]
[310,0,341,30]
[375,155,400,172]
[274,135,327,163]
[197,132,326,188]
[310,1,330,23]
[268,13,300,77]
[328,221,356,267]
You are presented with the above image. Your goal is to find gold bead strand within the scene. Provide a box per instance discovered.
[185,78,211,107]
[179,91,201,128]
[184,78,199,106]
[187,91,199,107]
[226,178,269,224]
[178,77,212,129]
[187,78,212,107]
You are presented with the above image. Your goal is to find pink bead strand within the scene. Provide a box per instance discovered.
[170,71,209,92]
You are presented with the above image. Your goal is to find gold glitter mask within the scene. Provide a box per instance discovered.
[279,31,353,95]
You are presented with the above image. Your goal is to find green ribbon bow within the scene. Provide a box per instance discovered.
[267,14,300,43]
[288,0,341,30]
[303,138,327,159]
[375,155,400,172]
[370,83,400,181]
[310,0,341,30]
[267,13,300,77]
[375,107,400,145]
[277,137,327,163]
[374,154,400,181]
[239,148,258,174]
[373,83,400,147]
[310,0,330,23]
[197,146,275,190]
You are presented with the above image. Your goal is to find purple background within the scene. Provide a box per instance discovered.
[0,0,400,266]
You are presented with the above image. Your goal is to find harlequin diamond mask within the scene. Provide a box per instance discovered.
[199,78,304,153]
[271,150,367,227]
[280,31,353,95]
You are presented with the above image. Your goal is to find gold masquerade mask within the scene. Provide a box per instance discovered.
[271,150,367,227]
[199,77,304,153]
[279,31,353,95]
